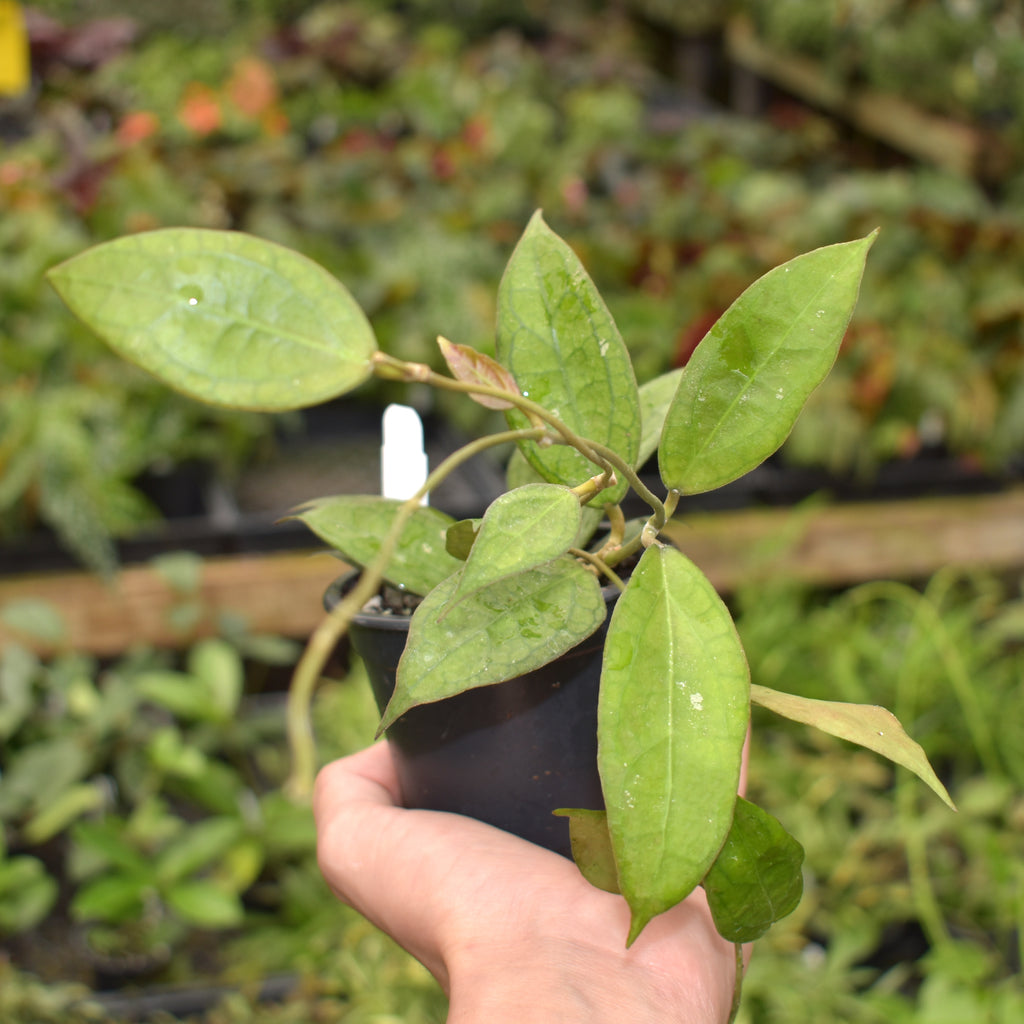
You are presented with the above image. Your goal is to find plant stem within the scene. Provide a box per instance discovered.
[284,426,547,800]
[727,943,745,1023]
[568,548,626,591]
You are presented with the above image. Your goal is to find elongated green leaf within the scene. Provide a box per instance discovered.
[381,555,605,729]
[165,880,244,928]
[155,818,243,885]
[553,809,620,894]
[638,368,684,467]
[659,233,876,493]
[188,637,244,720]
[750,684,955,810]
[289,496,461,596]
[599,545,750,945]
[71,873,148,924]
[47,229,377,411]
[497,211,640,504]
[449,484,581,607]
[702,798,804,943]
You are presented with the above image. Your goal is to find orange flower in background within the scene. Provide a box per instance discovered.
[117,109,160,146]
[227,56,277,118]
[178,82,222,136]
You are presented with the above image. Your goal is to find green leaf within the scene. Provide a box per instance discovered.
[24,782,106,844]
[156,818,243,885]
[136,670,222,721]
[70,819,151,876]
[47,228,377,411]
[497,211,640,504]
[750,684,956,810]
[637,368,684,467]
[289,496,461,596]
[598,545,750,944]
[552,808,620,894]
[505,450,604,547]
[659,233,876,494]
[0,856,58,934]
[449,484,581,607]
[382,555,606,729]
[445,519,481,560]
[0,599,66,646]
[702,797,804,943]
[72,873,149,924]
[188,637,244,720]
[165,880,245,928]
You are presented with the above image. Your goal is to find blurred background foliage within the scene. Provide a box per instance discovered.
[3,0,1024,569]
[2,2,1024,1020]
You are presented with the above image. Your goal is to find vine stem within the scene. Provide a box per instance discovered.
[284,425,546,800]
[727,942,745,1024]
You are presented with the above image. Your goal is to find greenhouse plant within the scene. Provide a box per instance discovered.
[47,211,954,1011]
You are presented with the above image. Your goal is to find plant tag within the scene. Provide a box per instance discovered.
[381,404,428,505]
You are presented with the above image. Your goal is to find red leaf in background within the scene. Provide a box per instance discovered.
[178,83,222,136]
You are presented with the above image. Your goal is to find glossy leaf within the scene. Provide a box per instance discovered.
[553,809,620,894]
[289,496,461,596]
[438,336,519,409]
[659,233,876,494]
[598,545,750,944]
[449,484,581,607]
[47,228,377,411]
[381,555,605,729]
[497,211,640,504]
[751,684,955,810]
[702,798,804,943]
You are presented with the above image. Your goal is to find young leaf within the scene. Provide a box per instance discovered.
[289,496,462,596]
[552,809,620,894]
[598,545,750,944]
[750,684,956,810]
[381,555,605,729]
[165,880,244,928]
[497,211,640,504]
[702,797,804,943]
[506,449,604,547]
[47,228,378,411]
[438,336,519,409]
[659,233,876,494]
[448,484,581,608]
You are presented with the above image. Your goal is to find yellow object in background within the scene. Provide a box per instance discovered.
[0,1,29,97]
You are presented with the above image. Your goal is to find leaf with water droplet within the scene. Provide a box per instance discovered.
[598,545,750,944]
[48,229,378,411]
[497,211,640,504]
[659,233,876,493]
[380,555,605,730]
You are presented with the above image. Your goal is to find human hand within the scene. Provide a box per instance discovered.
[314,742,742,1023]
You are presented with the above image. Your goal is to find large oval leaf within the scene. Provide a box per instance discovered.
[659,233,876,494]
[702,797,804,943]
[289,496,461,596]
[450,484,581,607]
[381,555,606,729]
[598,544,750,944]
[497,211,640,504]
[47,228,378,411]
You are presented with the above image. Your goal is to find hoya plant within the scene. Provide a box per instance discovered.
[47,213,952,971]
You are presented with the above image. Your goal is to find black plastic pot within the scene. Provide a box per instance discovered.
[325,577,618,858]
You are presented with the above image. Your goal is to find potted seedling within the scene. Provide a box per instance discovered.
[47,212,953,976]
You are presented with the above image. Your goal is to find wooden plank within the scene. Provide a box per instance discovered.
[2,491,1022,656]
[0,551,346,657]
[662,489,1024,591]
[724,15,985,179]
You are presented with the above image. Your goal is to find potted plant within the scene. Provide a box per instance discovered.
[47,211,953,968]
